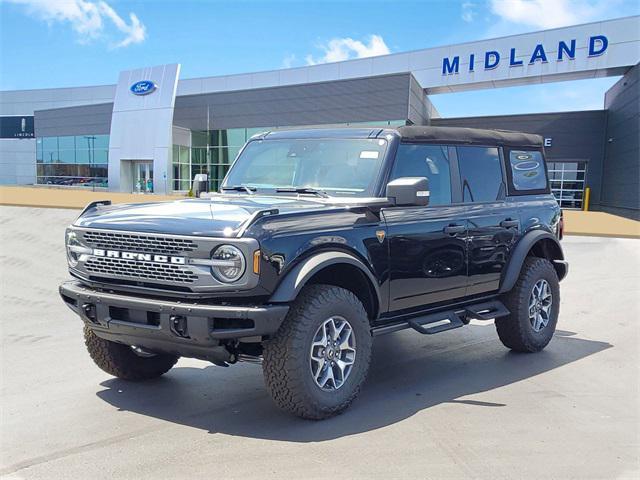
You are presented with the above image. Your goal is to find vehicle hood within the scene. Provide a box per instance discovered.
[73,195,355,237]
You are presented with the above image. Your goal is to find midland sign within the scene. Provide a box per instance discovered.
[443,35,608,75]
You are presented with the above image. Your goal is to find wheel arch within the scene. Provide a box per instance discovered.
[269,251,381,321]
[500,230,567,294]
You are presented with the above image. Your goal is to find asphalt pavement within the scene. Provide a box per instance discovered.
[1,206,638,479]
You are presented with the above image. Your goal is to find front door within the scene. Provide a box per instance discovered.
[133,162,154,193]
[382,143,468,313]
[384,207,469,312]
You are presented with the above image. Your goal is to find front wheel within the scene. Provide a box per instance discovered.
[496,257,560,352]
[262,285,372,420]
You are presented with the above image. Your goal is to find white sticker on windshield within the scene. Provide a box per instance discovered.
[360,151,379,159]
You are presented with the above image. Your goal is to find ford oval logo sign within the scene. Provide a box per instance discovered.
[130,80,156,95]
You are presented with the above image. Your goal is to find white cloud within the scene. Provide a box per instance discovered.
[3,0,146,48]
[305,34,390,66]
[281,53,296,69]
[489,0,607,29]
[462,2,476,22]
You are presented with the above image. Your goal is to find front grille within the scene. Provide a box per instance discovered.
[84,257,199,284]
[82,231,198,255]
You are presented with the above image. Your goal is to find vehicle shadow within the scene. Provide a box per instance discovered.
[96,325,611,443]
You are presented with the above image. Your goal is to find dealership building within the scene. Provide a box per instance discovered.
[1,15,638,218]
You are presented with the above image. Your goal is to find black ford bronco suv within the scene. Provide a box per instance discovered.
[60,126,567,419]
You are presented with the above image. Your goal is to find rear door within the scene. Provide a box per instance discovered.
[382,143,469,313]
[456,146,519,295]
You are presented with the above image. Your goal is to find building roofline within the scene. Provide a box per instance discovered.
[433,109,607,121]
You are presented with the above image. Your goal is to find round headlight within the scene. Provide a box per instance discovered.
[210,245,246,283]
[66,229,80,267]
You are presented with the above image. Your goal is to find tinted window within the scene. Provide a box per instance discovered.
[509,150,548,190]
[457,146,502,203]
[390,144,452,205]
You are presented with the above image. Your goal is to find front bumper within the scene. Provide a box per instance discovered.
[59,281,289,360]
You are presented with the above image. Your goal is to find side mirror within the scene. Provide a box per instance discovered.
[386,177,430,207]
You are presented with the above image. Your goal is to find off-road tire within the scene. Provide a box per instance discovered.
[262,285,372,420]
[84,326,178,380]
[496,257,560,352]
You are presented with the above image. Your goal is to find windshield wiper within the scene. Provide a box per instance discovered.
[221,185,256,195]
[276,187,329,198]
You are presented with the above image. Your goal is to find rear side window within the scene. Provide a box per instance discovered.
[390,144,452,205]
[508,150,548,191]
[457,146,503,203]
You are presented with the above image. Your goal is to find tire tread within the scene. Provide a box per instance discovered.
[496,257,559,353]
[262,285,371,420]
[84,326,178,381]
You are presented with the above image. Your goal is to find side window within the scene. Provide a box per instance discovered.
[390,144,452,205]
[508,150,548,191]
[457,146,503,203]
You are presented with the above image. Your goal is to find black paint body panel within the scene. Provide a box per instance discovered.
[69,127,565,330]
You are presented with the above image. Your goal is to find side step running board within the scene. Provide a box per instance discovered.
[407,312,464,335]
[464,300,510,320]
[372,300,510,337]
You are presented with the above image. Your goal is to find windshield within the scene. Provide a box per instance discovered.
[222,137,388,197]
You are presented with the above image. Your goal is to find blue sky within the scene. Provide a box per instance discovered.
[1,0,638,117]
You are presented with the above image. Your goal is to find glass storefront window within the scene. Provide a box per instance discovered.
[42,136,58,151]
[59,149,76,164]
[93,149,108,164]
[191,131,209,148]
[91,134,110,149]
[58,136,75,150]
[226,129,246,147]
[179,145,190,163]
[42,150,59,163]
[36,138,43,162]
[191,147,207,164]
[35,134,109,187]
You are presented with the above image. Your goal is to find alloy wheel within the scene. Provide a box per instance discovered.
[309,316,356,391]
[529,279,553,332]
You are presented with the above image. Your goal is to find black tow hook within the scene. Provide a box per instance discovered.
[82,303,99,324]
[170,315,189,338]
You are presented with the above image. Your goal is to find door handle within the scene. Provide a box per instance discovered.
[443,224,465,234]
[500,219,520,228]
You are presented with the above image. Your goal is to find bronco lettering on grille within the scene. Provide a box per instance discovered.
[92,249,186,264]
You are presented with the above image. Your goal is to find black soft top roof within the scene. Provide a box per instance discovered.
[397,126,543,148]
[261,125,543,148]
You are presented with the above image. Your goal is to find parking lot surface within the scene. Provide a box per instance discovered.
[1,206,638,479]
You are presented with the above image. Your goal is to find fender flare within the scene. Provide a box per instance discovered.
[269,251,382,310]
[499,230,566,293]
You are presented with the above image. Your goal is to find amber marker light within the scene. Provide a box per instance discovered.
[253,250,261,274]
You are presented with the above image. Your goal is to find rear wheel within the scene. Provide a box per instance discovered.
[262,285,372,420]
[496,257,560,352]
[84,326,178,380]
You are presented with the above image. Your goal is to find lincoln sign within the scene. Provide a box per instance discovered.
[442,35,609,75]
